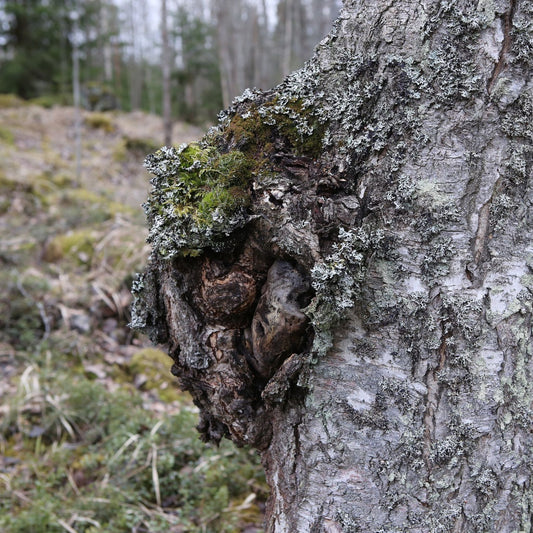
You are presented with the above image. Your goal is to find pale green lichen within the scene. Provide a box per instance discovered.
[335,511,361,533]
[511,3,533,68]
[129,269,168,344]
[501,91,533,140]
[421,236,455,278]
[473,467,498,496]
[306,225,386,356]
[442,293,483,345]
[378,378,412,414]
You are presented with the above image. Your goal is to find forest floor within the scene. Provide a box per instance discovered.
[0,96,267,533]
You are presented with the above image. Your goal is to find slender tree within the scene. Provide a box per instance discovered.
[71,6,82,185]
[161,0,172,145]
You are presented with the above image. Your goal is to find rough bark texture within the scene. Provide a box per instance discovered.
[132,0,533,531]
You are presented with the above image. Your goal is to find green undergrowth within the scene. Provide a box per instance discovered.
[0,124,15,144]
[84,112,116,133]
[113,136,161,162]
[0,93,26,108]
[1,356,267,533]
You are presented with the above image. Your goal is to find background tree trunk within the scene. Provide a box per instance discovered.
[133,0,533,531]
[161,0,172,145]
[281,0,294,77]
[214,0,244,108]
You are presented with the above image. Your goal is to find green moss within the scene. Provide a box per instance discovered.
[1,362,267,532]
[0,93,26,108]
[114,136,161,162]
[43,229,98,264]
[124,135,160,154]
[0,125,15,145]
[0,172,19,192]
[226,106,272,150]
[226,96,326,158]
[84,112,116,133]
[127,347,184,402]
[29,94,63,109]
[0,173,50,214]
[112,138,128,162]
[48,187,135,225]
[0,271,49,349]
[143,143,253,258]
[271,97,326,157]
[50,172,74,188]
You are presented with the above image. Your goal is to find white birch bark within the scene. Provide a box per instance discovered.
[263,1,533,530]
[161,0,172,145]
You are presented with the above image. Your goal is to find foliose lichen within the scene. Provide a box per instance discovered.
[511,3,533,68]
[306,225,385,356]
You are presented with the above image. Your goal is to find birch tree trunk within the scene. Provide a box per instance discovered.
[281,0,294,77]
[133,0,533,531]
[161,0,172,146]
[215,0,246,108]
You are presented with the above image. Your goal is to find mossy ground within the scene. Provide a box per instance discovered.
[0,99,266,532]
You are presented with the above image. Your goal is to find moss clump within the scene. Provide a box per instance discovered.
[143,143,253,258]
[0,271,50,349]
[29,94,65,108]
[113,136,161,162]
[61,187,132,214]
[0,173,49,214]
[265,97,326,157]
[124,135,160,154]
[84,112,115,133]
[127,347,184,402]
[46,187,135,227]
[226,96,326,158]
[43,229,98,264]
[0,125,15,145]
[0,172,20,193]
[0,93,25,108]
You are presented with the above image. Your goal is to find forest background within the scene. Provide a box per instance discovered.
[0,0,339,531]
[0,0,340,123]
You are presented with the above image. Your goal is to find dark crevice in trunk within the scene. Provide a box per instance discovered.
[487,0,518,94]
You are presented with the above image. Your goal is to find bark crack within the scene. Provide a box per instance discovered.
[472,199,491,265]
[422,326,449,469]
[471,176,503,274]
[487,0,518,94]
[292,418,302,499]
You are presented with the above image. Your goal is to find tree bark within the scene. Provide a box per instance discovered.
[214,0,246,108]
[161,0,172,145]
[281,0,294,77]
[132,0,533,531]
